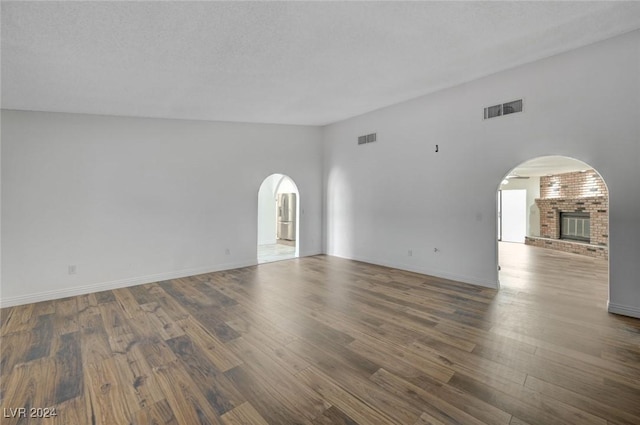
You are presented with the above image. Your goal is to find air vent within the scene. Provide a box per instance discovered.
[484,99,523,119]
[358,132,377,145]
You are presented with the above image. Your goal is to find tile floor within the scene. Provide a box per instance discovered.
[258,242,296,263]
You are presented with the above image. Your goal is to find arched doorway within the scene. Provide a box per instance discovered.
[497,155,610,306]
[257,174,300,263]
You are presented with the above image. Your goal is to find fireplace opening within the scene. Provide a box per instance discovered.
[560,212,590,243]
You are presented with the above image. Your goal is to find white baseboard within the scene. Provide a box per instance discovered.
[298,250,323,258]
[330,253,499,289]
[0,259,257,308]
[608,302,640,319]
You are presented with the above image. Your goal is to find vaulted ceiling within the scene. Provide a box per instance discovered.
[3,1,640,125]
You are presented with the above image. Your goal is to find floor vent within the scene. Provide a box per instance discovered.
[484,99,523,119]
[358,132,377,145]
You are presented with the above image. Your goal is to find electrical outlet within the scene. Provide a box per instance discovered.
[68,265,77,275]
[225,248,230,255]
[408,249,413,257]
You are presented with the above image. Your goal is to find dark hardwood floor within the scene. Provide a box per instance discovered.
[1,243,639,424]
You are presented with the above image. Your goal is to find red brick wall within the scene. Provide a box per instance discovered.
[540,170,607,198]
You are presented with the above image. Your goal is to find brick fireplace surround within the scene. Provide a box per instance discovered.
[525,170,608,259]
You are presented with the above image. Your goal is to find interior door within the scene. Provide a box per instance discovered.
[500,189,527,243]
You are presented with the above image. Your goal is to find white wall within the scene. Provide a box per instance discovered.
[258,174,279,245]
[1,111,323,306]
[276,179,297,195]
[323,30,640,318]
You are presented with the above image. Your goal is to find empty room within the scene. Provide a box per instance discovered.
[2,2,640,425]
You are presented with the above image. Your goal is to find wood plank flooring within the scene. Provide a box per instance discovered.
[1,243,639,424]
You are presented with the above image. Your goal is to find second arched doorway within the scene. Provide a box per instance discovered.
[497,155,610,307]
[257,174,300,263]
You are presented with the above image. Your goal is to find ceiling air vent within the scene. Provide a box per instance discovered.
[358,132,377,145]
[484,99,523,120]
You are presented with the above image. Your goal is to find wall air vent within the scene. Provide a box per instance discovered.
[358,132,377,145]
[484,99,523,119]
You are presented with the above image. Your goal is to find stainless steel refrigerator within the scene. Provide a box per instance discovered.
[277,193,296,241]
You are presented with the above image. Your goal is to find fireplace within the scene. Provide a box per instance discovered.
[526,170,608,259]
[560,212,590,243]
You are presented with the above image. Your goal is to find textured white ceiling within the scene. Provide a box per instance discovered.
[3,1,640,125]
